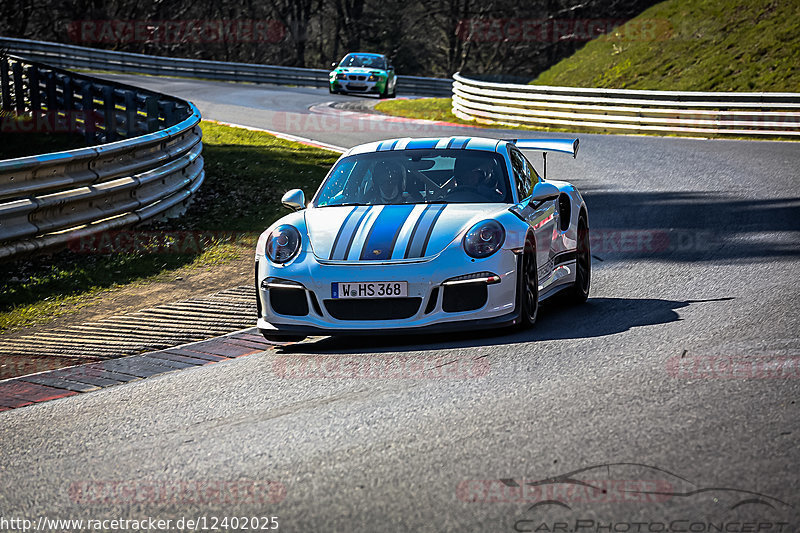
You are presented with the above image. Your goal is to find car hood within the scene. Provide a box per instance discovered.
[305,204,504,262]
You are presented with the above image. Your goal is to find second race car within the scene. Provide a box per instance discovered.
[329,52,397,98]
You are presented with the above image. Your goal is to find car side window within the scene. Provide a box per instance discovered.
[522,153,542,184]
[509,148,532,200]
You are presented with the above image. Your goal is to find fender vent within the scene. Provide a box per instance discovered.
[558,194,571,231]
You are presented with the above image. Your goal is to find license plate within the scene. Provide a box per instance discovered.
[332,281,408,299]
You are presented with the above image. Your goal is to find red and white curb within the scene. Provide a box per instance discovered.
[0,328,275,412]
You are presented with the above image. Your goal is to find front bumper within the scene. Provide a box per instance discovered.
[256,247,521,335]
[331,77,386,93]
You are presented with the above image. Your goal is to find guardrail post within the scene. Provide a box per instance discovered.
[79,81,95,143]
[12,61,25,113]
[161,100,176,126]
[45,71,57,112]
[102,85,117,142]
[28,65,41,112]
[124,90,137,138]
[145,96,159,132]
[62,75,73,110]
[1,58,11,111]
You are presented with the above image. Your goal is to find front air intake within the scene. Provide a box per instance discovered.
[324,298,421,320]
[270,288,309,316]
[442,284,488,313]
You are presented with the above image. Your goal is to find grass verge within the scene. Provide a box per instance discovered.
[374,98,469,124]
[531,0,799,91]
[0,121,339,334]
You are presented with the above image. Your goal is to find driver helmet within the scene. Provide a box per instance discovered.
[463,159,494,188]
[375,161,404,201]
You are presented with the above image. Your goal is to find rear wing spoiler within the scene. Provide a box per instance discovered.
[506,138,579,158]
[505,138,579,179]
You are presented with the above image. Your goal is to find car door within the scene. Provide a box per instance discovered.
[509,147,558,279]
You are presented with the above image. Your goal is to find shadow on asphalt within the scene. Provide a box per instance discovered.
[582,191,800,263]
[276,296,734,355]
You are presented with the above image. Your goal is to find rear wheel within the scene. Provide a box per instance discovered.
[517,248,539,328]
[564,214,590,304]
[388,81,396,98]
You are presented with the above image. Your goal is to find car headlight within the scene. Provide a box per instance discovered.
[266,225,302,264]
[463,220,505,258]
[368,74,378,81]
[336,73,347,80]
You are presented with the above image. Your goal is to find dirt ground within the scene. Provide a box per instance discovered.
[0,254,254,343]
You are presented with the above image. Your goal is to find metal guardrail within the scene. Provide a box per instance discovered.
[452,72,800,137]
[0,54,204,260]
[0,37,453,98]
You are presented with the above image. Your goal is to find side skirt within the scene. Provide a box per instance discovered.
[537,255,577,302]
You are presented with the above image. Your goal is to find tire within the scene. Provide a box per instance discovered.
[564,214,590,304]
[329,85,338,94]
[388,81,396,98]
[516,246,539,328]
[261,332,307,343]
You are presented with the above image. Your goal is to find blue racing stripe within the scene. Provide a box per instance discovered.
[328,206,358,260]
[420,204,446,256]
[377,139,399,151]
[450,137,470,149]
[359,205,415,260]
[405,204,446,258]
[340,207,372,260]
[329,206,370,260]
[405,139,439,150]
[403,204,432,258]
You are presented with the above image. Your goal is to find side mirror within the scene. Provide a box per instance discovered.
[529,182,559,203]
[387,64,394,71]
[281,189,306,211]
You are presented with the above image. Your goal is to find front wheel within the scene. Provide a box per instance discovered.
[517,249,539,328]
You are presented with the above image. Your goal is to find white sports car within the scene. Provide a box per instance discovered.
[255,136,589,341]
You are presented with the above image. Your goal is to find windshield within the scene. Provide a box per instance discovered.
[338,54,387,70]
[313,149,512,207]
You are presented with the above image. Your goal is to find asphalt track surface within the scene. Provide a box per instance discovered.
[1,76,799,530]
